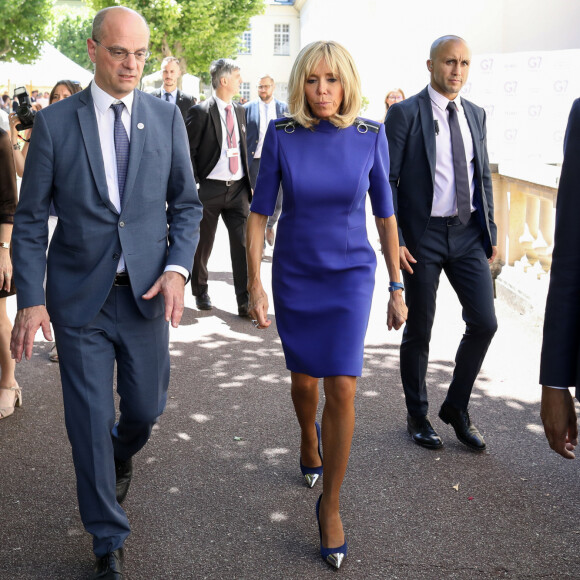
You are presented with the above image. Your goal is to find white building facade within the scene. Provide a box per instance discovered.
[235,1,300,103]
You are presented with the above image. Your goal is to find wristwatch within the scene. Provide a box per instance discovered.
[0,242,10,249]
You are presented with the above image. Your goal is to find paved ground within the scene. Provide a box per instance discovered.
[1,220,579,579]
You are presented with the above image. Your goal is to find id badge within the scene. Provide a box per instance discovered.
[226,147,239,158]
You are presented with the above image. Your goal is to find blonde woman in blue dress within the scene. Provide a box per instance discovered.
[246,41,407,569]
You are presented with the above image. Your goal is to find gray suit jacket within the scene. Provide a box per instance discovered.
[13,85,203,327]
[385,86,496,258]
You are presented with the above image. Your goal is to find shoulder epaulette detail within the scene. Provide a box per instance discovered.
[275,119,296,134]
[354,118,380,134]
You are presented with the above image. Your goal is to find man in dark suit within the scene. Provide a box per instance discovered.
[385,35,497,451]
[540,98,580,460]
[186,58,252,315]
[244,74,287,249]
[10,7,202,578]
[151,55,195,121]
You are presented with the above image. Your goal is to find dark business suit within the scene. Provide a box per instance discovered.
[151,87,195,121]
[540,98,580,398]
[244,97,288,183]
[186,96,251,305]
[244,98,287,230]
[12,86,202,556]
[385,86,498,417]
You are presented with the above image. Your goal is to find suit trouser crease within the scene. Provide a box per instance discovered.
[191,183,250,304]
[400,216,498,416]
[54,285,170,557]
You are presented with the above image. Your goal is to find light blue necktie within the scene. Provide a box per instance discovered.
[111,102,129,206]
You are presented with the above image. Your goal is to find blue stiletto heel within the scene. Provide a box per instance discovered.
[300,421,323,488]
[316,494,347,569]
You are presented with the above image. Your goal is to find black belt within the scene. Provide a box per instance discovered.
[205,178,243,189]
[113,272,130,286]
[429,211,475,226]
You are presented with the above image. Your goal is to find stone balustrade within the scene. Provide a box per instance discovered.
[490,163,560,317]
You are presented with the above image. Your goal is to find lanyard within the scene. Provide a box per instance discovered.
[219,108,236,146]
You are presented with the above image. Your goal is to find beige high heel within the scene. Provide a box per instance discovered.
[0,385,22,419]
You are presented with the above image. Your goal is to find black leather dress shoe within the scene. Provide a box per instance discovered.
[115,457,133,504]
[407,414,443,449]
[238,303,249,317]
[195,292,212,310]
[92,548,124,579]
[438,404,486,451]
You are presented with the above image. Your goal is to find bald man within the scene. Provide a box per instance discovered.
[11,7,201,577]
[385,35,497,452]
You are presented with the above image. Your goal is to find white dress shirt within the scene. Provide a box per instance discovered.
[206,95,244,182]
[428,84,476,217]
[255,99,277,159]
[91,82,188,280]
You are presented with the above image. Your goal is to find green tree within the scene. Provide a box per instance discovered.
[52,12,95,72]
[0,0,54,62]
[86,0,264,77]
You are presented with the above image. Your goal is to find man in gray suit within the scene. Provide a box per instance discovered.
[10,6,202,578]
[151,56,195,121]
[385,35,497,452]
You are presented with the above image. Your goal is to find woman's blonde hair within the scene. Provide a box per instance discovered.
[287,41,362,129]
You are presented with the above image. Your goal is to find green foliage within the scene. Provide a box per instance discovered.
[85,0,264,77]
[360,95,369,114]
[0,0,54,62]
[52,12,95,72]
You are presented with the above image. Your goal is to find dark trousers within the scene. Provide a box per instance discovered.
[191,179,250,305]
[249,157,282,229]
[53,284,170,557]
[400,214,498,417]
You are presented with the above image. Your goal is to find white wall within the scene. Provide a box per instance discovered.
[235,4,300,103]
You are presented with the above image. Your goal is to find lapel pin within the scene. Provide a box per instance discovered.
[137,123,144,130]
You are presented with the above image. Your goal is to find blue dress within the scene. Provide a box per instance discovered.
[250,118,394,377]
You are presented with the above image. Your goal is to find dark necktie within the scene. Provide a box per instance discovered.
[225,105,239,174]
[164,92,171,102]
[111,102,129,206]
[446,101,471,224]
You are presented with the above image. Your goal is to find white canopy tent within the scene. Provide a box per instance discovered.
[0,43,93,95]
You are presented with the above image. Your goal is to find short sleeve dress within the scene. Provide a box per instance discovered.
[250,118,394,378]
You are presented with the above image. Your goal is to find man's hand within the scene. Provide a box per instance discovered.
[540,385,578,459]
[142,271,186,328]
[11,305,52,362]
[399,246,417,274]
[488,245,498,264]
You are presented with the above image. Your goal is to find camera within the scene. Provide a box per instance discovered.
[13,86,36,131]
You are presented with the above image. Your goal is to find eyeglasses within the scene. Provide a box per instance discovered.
[93,39,151,62]
[257,85,273,89]
[386,95,403,102]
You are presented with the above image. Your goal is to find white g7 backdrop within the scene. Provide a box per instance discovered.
[464,49,580,166]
